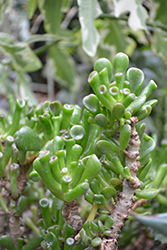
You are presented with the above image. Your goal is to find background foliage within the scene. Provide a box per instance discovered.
[0,0,167,105]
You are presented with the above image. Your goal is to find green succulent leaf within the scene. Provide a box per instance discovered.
[105,216,114,228]
[135,188,159,199]
[70,125,85,140]
[112,103,125,119]
[126,67,145,95]
[22,235,43,250]
[101,186,117,199]
[83,94,100,114]
[96,140,120,154]
[0,235,17,250]
[78,154,101,184]
[94,58,112,82]
[91,237,102,247]
[139,133,155,162]
[15,126,44,151]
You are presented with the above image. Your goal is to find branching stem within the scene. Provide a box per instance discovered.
[100,117,140,250]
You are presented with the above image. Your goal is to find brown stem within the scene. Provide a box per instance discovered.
[0,187,8,232]
[8,155,37,247]
[0,187,9,250]
[100,117,141,250]
[0,154,37,249]
[131,199,149,211]
[62,199,82,232]
[17,154,37,196]
[9,204,21,248]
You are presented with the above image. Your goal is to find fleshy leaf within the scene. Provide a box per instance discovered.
[70,125,85,140]
[77,0,103,57]
[139,133,155,161]
[15,126,44,151]
[113,0,148,31]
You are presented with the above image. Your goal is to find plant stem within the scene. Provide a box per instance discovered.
[34,39,61,55]
[9,203,21,248]
[0,192,9,213]
[86,203,98,222]
[62,200,82,232]
[100,117,140,250]
[0,188,9,239]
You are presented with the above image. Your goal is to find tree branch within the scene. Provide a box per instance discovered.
[100,117,140,250]
[62,199,82,232]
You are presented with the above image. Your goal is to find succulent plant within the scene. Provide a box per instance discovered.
[0,52,161,250]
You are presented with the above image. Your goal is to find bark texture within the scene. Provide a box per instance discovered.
[100,117,141,250]
[0,154,36,248]
[62,199,82,232]
[9,205,21,247]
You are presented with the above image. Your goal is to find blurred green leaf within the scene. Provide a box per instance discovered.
[153,29,167,65]
[77,0,103,57]
[0,33,42,72]
[113,0,148,31]
[49,46,77,91]
[153,0,167,25]
[27,0,38,19]
[38,0,62,34]
[62,0,72,11]
[132,212,167,244]
[18,72,38,105]
[0,0,12,23]
[104,20,130,52]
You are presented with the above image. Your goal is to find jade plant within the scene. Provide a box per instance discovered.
[0,52,162,250]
